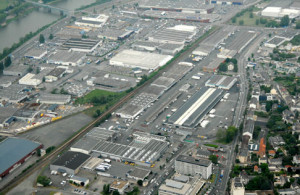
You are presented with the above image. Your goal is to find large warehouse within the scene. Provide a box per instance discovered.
[61,38,101,53]
[148,26,196,44]
[169,87,224,127]
[50,151,90,175]
[205,75,237,90]
[109,50,172,70]
[261,7,300,18]
[0,137,42,178]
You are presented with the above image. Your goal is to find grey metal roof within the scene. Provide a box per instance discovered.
[0,137,41,175]
[176,155,211,167]
[169,87,224,127]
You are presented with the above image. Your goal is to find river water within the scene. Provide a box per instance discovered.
[0,0,96,52]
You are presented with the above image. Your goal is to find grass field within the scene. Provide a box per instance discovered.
[0,0,10,10]
[75,89,126,117]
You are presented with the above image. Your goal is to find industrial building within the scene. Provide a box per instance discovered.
[70,127,116,154]
[264,36,286,48]
[225,30,257,54]
[261,7,300,18]
[157,43,184,55]
[50,151,90,175]
[0,107,17,128]
[61,38,101,53]
[110,50,172,70]
[148,25,197,45]
[3,65,28,77]
[0,84,29,103]
[169,87,224,127]
[47,50,86,66]
[127,167,151,181]
[75,14,108,28]
[205,75,237,90]
[18,73,42,86]
[37,93,71,105]
[24,48,47,59]
[45,67,66,82]
[91,132,168,166]
[110,180,129,195]
[0,137,42,178]
[132,41,160,52]
[159,175,205,195]
[203,58,224,73]
[98,29,134,41]
[217,49,237,59]
[210,0,244,5]
[141,10,218,23]
[139,0,214,14]
[175,155,212,179]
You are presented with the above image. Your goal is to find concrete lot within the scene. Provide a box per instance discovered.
[19,113,93,148]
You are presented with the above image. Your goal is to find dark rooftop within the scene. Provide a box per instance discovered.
[176,155,211,167]
[52,151,90,170]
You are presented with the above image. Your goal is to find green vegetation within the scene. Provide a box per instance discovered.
[280,15,290,27]
[37,175,51,187]
[204,143,218,148]
[101,184,110,195]
[209,155,218,164]
[253,126,261,140]
[270,48,296,61]
[0,17,63,62]
[260,85,271,93]
[75,89,126,117]
[296,21,300,29]
[245,164,273,190]
[274,75,300,96]
[267,114,286,131]
[219,58,238,72]
[216,126,238,143]
[45,146,55,154]
[254,111,268,118]
[290,34,300,46]
[127,187,140,195]
[39,34,45,43]
[137,180,143,186]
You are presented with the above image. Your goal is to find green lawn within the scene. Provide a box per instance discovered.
[0,0,10,10]
[75,89,126,117]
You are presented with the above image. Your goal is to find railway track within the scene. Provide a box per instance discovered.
[0,26,218,194]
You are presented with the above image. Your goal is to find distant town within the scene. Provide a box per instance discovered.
[0,0,300,195]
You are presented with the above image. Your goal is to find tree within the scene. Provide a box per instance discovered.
[112,191,120,195]
[219,62,228,72]
[49,34,53,40]
[137,180,143,186]
[255,19,259,25]
[0,62,4,75]
[27,66,33,73]
[4,56,11,67]
[280,15,289,27]
[233,63,238,72]
[231,17,236,23]
[102,184,110,195]
[296,21,300,29]
[209,155,218,164]
[95,109,101,117]
[239,20,244,25]
[37,175,51,187]
[39,34,45,43]
[246,176,271,190]
[249,12,253,18]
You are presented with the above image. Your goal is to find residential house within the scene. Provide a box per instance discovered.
[293,155,300,165]
[269,158,283,166]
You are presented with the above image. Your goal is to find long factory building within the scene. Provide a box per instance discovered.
[70,128,168,166]
[169,87,224,127]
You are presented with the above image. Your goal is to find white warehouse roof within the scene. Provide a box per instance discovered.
[109,50,172,70]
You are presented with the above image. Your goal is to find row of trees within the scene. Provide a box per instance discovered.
[216,126,238,143]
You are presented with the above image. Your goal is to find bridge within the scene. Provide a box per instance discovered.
[25,0,74,16]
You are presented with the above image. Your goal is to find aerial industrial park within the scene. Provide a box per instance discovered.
[0,0,300,195]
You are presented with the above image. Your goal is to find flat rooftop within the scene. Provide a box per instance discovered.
[48,50,86,63]
[176,155,211,167]
[169,87,224,127]
[0,137,41,175]
[52,151,90,170]
[110,50,172,70]
[148,28,195,44]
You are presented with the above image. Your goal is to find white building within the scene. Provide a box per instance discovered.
[109,50,172,70]
[231,177,245,195]
[175,155,212,179]
[75,14,109,28]
[47,50,86,66]
[24,48,47,60]
[18,73,42,86]
[261,7,300,18]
